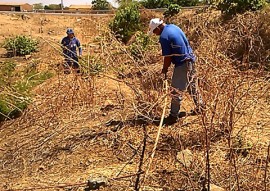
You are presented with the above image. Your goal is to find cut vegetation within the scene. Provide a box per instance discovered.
[0,3,269,191]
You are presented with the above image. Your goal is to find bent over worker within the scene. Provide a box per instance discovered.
[148,18,205,125]
[61,28,82,74]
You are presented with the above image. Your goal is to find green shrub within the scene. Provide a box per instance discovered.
[129,32,151,59]
[0,61,16,77]
[3,35,38,56]
[0,61,16,76]
[109,3,141,43]
[141,0,169,8]
[164,4,181,18]
[15,71,53,93]
[0,61,16,85]
[218,0,266,16]
[0,99,10,119]
[0,61,53,121]
[92,0,111,10]
[0,95,29,121]
[141,0,199,8]
[175,0,199,6]
[231,134,253,157]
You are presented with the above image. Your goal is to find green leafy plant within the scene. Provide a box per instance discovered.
[141,0,169,8]
[0,61,16,96]
[0,94,29,121]
[44,4,61,10]
[109,3,141,43]
[92,0,111,10]
[0,61,16,81]
[175,0,199,6]
[0,61,28,121]
[3,35,38,56]
[0,61,53,121]
[164,4,181,18]
[218,0,266,16]
[129,32,151,59]
[15,71,53,93]
[141,0,199,8]
[231,134,253,157]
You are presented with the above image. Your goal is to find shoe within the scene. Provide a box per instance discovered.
[178,111,187,118]
[162,114,178,126]
[75,69,81,74]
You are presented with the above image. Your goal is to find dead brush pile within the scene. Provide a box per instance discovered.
[0,9,269,191]
[172,7,270,70]
[96,9,270,190]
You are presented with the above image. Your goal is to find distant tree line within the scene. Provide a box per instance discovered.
[33,0,269,11]
[33,0,209,11]
[141,0,201,9]
[33,3,64,10]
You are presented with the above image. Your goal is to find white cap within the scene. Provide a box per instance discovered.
[148,18,163,35]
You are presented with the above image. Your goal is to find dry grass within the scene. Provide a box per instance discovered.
[0,9,269,191]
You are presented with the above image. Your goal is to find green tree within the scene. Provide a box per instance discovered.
[203,0,215,4]
[218,0,266,16]
[44,4,61,10]
[175,0,199,6]
[141,0,199,8]
[141,0,170,8]
[109,3,141,43]
[164,4,181,17]
[92,0,111,10]
[117,0,132,7]
[33,3,44,10]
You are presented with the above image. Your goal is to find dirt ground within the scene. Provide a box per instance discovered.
[0,11,269,191]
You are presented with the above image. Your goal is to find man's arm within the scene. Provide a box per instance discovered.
[159,38,172,76]
[162,56,171,75]
[61,38,66,51]
[76,39,82,56]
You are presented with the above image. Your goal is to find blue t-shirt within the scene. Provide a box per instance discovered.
[159,24,195,66]
[61,36,82,58]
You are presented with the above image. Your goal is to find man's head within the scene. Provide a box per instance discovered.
[148,18,164,36]
[66,28,75,38]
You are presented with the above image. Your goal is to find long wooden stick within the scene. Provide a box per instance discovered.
[140,78,168,190]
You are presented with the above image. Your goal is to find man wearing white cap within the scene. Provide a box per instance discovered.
[148,18,205,125]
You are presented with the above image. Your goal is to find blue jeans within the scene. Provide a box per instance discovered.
[170,61,204,117]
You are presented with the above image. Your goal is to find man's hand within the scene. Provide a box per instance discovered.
[161,67,168,79]
[162,56,171,75]
[161,67,168,75]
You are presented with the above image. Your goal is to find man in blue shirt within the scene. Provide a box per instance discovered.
[61,28,82,74]
[148,18,205,125]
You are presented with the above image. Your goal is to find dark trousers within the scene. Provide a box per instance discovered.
[64,56,79,69]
